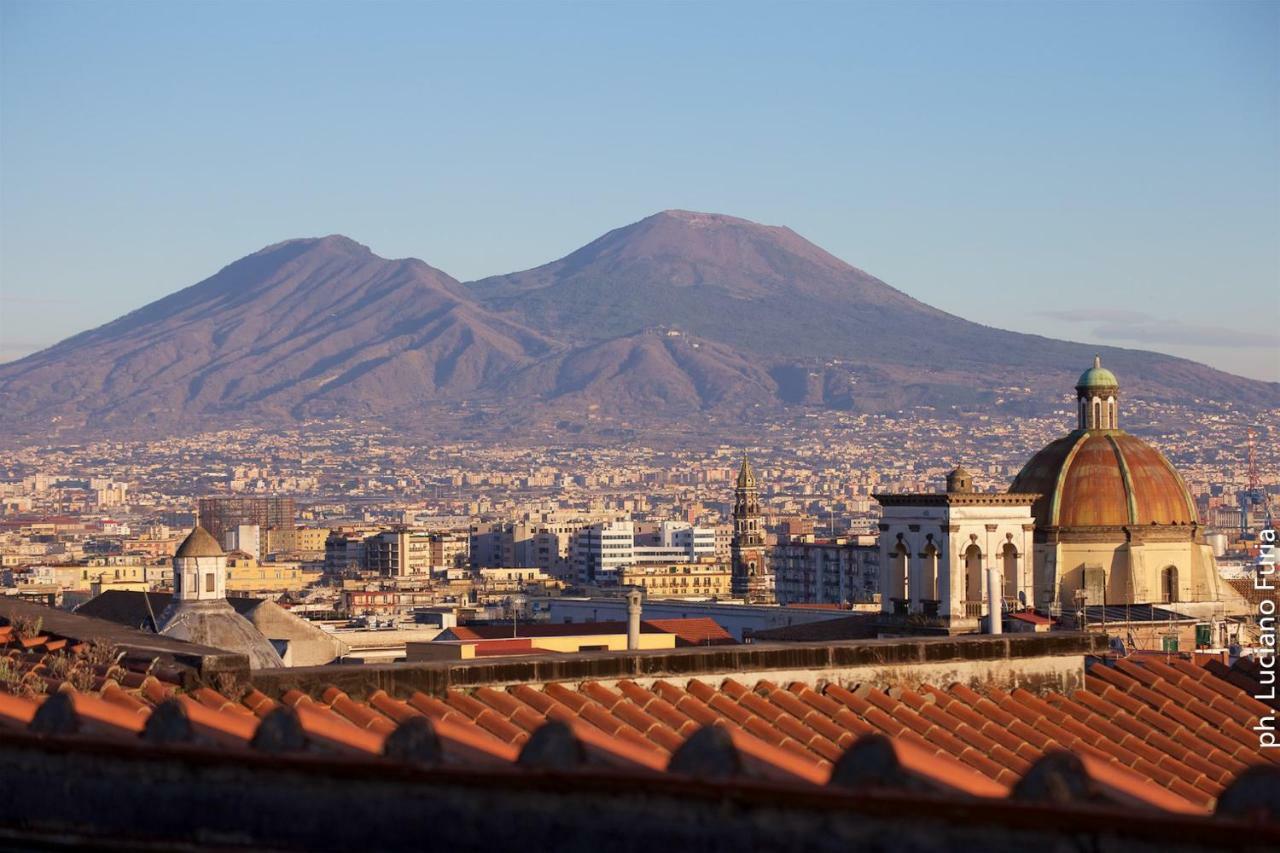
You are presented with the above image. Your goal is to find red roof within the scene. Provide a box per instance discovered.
[470,638,537,657]
[0,617,1274,823]
[642,618,734,646]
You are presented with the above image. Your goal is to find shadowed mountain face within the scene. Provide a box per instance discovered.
[467,210,1278,411]
[1,213,1275,438]
[0,236,555,431]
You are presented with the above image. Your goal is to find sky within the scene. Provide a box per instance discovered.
[1,0,1277,381]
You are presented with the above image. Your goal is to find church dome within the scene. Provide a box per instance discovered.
[1009,430,1198,529]
[1076,355,1118,391]
[175,525,224,559]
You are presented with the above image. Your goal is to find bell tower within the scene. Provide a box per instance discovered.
[731,453,774,603]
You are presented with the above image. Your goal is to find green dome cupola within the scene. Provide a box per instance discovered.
[1075,355,1120,431]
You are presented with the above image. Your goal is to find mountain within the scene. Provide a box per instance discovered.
[0,236,554,432]
[497,328,778,411]
[1,213,1275,440]
[467,210,1278,412]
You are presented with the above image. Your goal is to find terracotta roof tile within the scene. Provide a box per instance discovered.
[66,691,148,737]
[788,683,877,738]
[508,683,559,716]
[473,686,546,733]
[551,716,667,772]
[615,681,701,736]
[100,683,149,717]
[0,629,1269,824]
[710,722,829,785]
[0,692,37,728]
[288,701,384,754]
[1073,750,1209,815]
[176,694,258,746]
[367,690,423,725]
[652,681,721,727]
[322,687,397,736]
[429,714,521,766]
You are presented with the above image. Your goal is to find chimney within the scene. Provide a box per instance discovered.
[626,589,642,651]
[986,567,1003,635]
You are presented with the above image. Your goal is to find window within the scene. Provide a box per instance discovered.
[205,573,215,592]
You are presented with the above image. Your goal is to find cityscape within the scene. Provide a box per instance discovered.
[0,1,1276,851]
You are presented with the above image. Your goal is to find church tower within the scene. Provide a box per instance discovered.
[731,454,774,604]
[155,525,285,669]
[1076,355,1119,431]
[172,525,227,601]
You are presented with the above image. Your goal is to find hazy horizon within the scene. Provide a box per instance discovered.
[2,1,1277,381]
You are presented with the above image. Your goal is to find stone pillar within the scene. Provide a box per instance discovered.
[626,589,642,651]
[986,566,1003,634]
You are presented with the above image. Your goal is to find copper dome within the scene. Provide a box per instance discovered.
[1009,430,1198,529]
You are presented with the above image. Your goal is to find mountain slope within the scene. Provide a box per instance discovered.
[1,214,1275,440]
[0,236,555,431]
[499,328,778,411]
[467,210,1279,410]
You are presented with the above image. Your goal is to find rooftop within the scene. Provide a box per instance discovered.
[0,605,1274,848]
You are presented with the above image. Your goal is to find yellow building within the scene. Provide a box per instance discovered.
[224,552,308,593]
[406,631,676,661]
[293,527,331,558]
[617,559,732,598]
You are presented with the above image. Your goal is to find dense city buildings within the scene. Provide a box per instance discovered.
[0,356,1275,847]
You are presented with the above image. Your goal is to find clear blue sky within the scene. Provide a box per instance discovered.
[2,0,1277,380]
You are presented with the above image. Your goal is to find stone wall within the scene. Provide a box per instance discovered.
[252,633,1109,700]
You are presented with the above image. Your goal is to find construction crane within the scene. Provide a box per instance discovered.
[1240,424,1273,532]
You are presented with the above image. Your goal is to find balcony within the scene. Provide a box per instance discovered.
[964,600,984,619]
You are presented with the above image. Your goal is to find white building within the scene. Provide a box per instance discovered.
[660,521,716,558]
[572,520,635,583]
[224,524,261,560]
[875,466,1036,630]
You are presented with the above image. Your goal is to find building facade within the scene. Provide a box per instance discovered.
[1008,359,1227,614]
[197,496,297,556]
[771,536,879,606]
[875,466,1037,630]
[617,559,733,598]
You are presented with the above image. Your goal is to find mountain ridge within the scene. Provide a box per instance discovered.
[1,211,1275,440]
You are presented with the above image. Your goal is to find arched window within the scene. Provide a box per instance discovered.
[1001,542,1018,602]
[920,543,939,601]
[963,544,983,602]
[1162,566,1178,603]
[1092,400,1101,429]
[892,542,909,601]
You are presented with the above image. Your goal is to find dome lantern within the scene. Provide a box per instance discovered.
[1075,355,1119,430]
[945,465,973,493]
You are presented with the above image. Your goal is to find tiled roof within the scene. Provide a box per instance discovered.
[0,614,1273,821]
[1010,430,1198,528]
[1224,577,1277,609]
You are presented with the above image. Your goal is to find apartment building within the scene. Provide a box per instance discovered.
[365,529,433,577]
[616,558,732,598]
[572,520,635,583]
[770,535,880,606]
